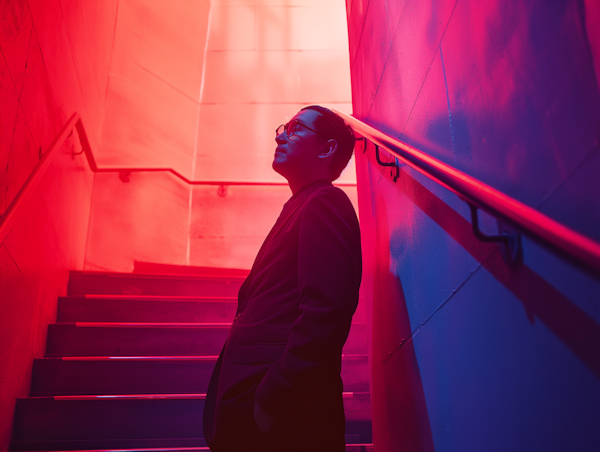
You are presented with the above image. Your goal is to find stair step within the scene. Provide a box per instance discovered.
[46,324,230,357]
[67,271,244,297]
[10,449,211,452]
[132,261,251,278]
[10,439,207,451]
[12,397,205,443]
[11,394,372,449]
[31,357,216,396]
[45,322,367,357]
[31,355,369,396]
[10,445,372,451]
[55,297,365,353]
[346,445,374,452]
[57,296,238,323]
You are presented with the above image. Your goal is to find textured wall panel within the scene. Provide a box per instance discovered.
[202,50,351,104]
[85,172,189,273]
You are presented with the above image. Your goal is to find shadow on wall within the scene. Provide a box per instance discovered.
[370,188,435,452]
[375,153,600,381]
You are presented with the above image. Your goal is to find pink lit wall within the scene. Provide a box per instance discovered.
[84,0,356,273]
[348,0,600,450]
[0,1,117,449]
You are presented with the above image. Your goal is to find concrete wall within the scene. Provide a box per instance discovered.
[347,0,600,451]
[83,0,356,273]
[0,1,116,449]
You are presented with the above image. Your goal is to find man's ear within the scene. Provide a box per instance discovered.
[318,139,338,158]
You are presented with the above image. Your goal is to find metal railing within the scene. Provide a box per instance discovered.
[333,109,600,280]
[0,113,355,245]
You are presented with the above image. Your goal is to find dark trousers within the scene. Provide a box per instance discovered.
[208,393,345,452]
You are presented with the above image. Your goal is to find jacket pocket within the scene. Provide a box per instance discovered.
[231,343,286,364]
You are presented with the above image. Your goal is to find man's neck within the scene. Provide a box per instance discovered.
[287,174,331,195]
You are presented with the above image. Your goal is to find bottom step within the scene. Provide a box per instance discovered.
[10,440,206,451]
[12,395,372,450]
[10,443,373,452]
[11,446,372,452]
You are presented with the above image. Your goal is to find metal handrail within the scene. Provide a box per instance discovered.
[334,109,600,279]
[0,112,355,245]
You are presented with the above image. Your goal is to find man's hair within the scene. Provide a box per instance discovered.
[301,105,355,181]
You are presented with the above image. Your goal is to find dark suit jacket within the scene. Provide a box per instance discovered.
[203,179,362,451]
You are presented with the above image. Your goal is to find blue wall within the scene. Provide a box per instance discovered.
[347,0,600,450]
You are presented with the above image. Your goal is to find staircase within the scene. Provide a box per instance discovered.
[10,269,373,451]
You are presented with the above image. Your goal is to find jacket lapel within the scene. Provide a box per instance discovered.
[237,180,332,309]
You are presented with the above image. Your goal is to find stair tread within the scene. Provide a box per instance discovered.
[68,295,238,300]
[67,271,245,297]
[12,396,371,442]
[45,323,366,357]
[9,439,207,452]
[23,391,369,398]
[63,322,234,326]
[30,355,369,396]
[57,297,239,323]
[10,448,211,452]
[44,353,367,360]
[11,449,210,452]
[57,355,219,360]
[45,323,231,357]
[69,270,247,281]
[10,444,372,451]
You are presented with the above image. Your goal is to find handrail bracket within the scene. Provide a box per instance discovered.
[355,136,367,153]
[374,144,400,182]
[468,203,522,266]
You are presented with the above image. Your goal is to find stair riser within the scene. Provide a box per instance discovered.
[30,360,215,396]
[12,398,204,441]
[57,298,238,323]
[68,274,243,297]
[46,325,230,357]
[46,324,366,357]
[12,397,371,441]
[9,440,373,451]
[9,438,207,451]
[31,356,369,396]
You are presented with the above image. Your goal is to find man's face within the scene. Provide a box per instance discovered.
[273,109,325,180]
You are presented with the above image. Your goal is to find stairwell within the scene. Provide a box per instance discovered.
[10,269,373,451]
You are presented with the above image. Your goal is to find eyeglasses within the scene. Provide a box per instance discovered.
[276,119,319,138]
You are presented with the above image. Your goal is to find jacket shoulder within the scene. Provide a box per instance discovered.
[302,185,359,227]
[306,185,354,208]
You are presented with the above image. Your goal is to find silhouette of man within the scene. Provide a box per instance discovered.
[203,106,362,452]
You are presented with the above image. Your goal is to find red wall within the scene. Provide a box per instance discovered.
[348,0,600,450]
[0,1,116,448]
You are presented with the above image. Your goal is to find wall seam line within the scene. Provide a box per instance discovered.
[350,0,373,64]
[2,244,25,278]
[439,44,457,160]
[377,258,488,365]
[98,0,121,149]
[187,4,213,266]
[536,144,600,210]
[365,0,459,126]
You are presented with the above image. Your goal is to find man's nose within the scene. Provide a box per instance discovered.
[276,133,286,144]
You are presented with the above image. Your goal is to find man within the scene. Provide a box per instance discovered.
[203,106,362,452]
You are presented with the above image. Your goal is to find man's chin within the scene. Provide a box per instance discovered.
[272,159,285,176]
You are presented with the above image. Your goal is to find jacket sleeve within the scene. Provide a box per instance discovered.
[254,188,362,415]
